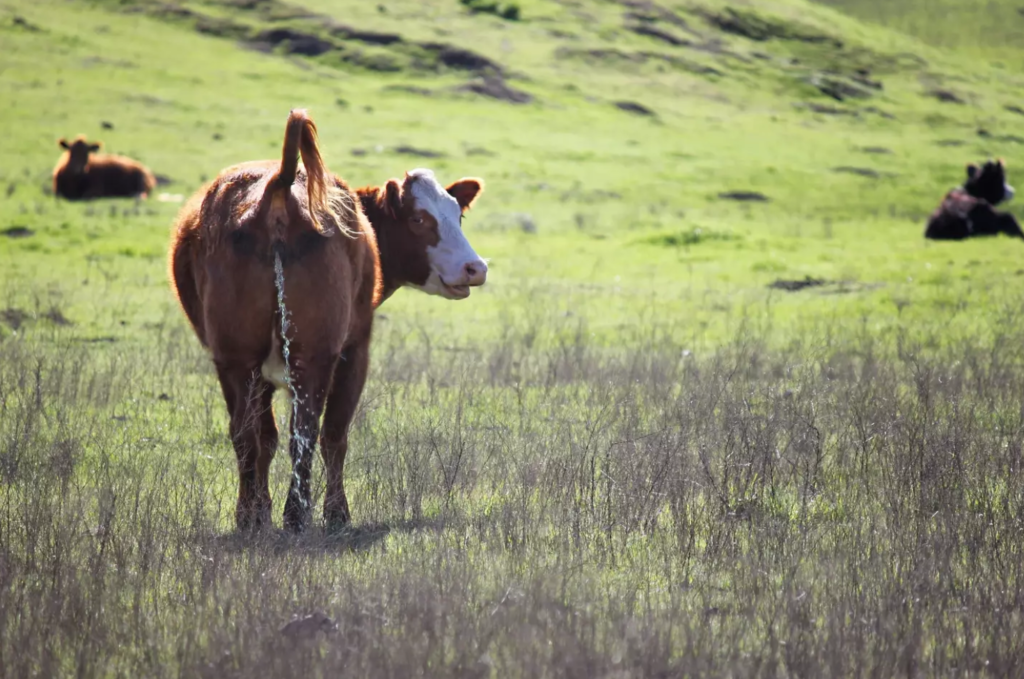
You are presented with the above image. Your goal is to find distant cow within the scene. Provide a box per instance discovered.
[53,135,156,200]
[925,159,1022,240]
[170,109,487,533]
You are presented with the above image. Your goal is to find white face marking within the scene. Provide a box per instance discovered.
[405,168,487,299]
[1005,183,1015,202]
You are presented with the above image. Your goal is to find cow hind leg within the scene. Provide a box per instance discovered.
[216,363,278,532]
[282,353,339,533]
[319,338,371,531]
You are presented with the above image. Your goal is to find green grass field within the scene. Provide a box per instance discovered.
[4,0,1024,675]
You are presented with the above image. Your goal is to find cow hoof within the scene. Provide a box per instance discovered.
[324,511,351,535]
[283,504,311,534]
[236,507,272,534]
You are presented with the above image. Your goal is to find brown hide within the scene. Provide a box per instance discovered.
[53,136,156,200]
[169,110,377,532]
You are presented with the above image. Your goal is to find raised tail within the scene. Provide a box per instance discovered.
[276,108,337,234]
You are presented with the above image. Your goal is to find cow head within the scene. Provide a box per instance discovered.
[59,136,101,174]
[378,168,487,300]
[965,159,1015,206]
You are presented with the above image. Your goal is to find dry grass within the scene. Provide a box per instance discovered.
[3,303,1024,677]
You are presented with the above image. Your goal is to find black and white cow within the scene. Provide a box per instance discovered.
[925,159,1022,240]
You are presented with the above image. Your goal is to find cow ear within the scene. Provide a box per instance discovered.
[59,138,69,150]
[382,179,403,217]
[88,143,101,153]
[446,178,484,214]
[966,164,979,179]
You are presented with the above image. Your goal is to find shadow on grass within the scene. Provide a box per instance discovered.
[206,516,448,555]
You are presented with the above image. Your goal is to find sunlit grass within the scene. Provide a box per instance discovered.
[4,0,1024,674]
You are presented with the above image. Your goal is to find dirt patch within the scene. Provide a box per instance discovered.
[798,102,859,116]
[42,308,73,326]
[858,146,892,155]
[154,174,174,186]
[862,106,895,120]
[624,6,748,62]
[252,28,334,56]
[628,24,691,47]
[220,0,273,8]
[2,226,34,238]
[769,277,827,292]
[422,43,503,75]
[1006,105,1024,117]
[459,0,521,21]
[927,89,966,105]
[620,1,695,32]
[1,308,27,330]
[718,191,769,202]
[392,145,445,159]
[331,24,402,46]
[832,166,893,179]
[809,75,874,102]
[935,139,966,147]
[851,72,882,91]
[457,76,532,104]
[10,15,43,32]
[615,100,656,117]
[127,0,511,79]
[699,7,840,46]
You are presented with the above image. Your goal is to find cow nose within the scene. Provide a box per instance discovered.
[463,260,488,286]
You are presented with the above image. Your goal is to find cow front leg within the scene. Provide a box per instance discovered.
[998,213,1024,239]
[320,337,371,532]
[282,353,337,533]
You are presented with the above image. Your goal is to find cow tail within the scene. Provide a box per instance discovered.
[276,109,338,234]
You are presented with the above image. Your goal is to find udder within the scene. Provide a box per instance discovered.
[260,330,289,390]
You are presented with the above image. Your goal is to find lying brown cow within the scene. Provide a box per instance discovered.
[53,135,156,200]
[925,159,1022,240]
[170,109,487,532]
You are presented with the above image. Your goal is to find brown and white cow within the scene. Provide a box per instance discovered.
[355,169,487,302]
[53,135,157,200]
[169,109,486,532]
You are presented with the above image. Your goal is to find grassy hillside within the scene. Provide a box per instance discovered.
[2,0,1023,348]
[4,0,1024,676]
[815,0,1024,64]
